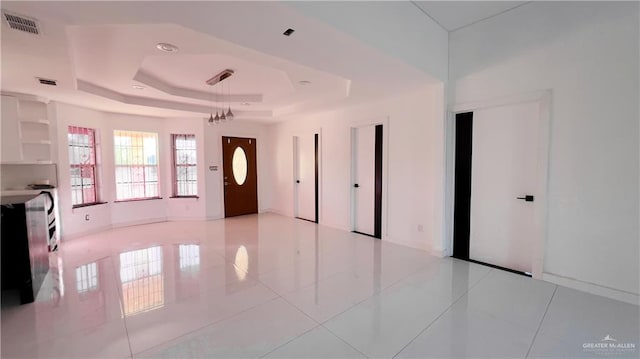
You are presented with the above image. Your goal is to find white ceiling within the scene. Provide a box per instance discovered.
[414,1,529,31]
[0,1,529,121]
[66,23,350,118]
[1,1,440,121]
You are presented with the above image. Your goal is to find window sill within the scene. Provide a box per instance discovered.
[169,195,199,199]
[114,197,163,203]
[72,202,108,209]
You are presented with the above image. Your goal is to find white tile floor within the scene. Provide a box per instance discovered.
[1,213,638,358]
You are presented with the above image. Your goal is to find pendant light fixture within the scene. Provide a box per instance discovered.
[226,75,234,121]
[204,69,235,125]
[213,82,220,124]
[220,80,227,122]
[208,80,215,126]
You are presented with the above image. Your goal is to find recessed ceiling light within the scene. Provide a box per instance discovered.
[132,85,145,90]
[283,28,295,36]
[299,80,311,85]
[156,42,179,53]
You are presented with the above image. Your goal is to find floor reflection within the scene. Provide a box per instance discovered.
[176,244,201,300]
[119,246,164,317]
[75,260,107,328]
[179,244,200,273]
[55,256,65,298]
[234,245,249,281]
[76,262,98,294]
[223,217,258,294]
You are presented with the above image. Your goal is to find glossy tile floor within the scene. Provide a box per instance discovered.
[2,214,638,358]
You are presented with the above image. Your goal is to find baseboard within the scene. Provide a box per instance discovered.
[167,216,209,221]
[428,247,445,258]
[319,220,351,233]
[62,216,222,241]
[264,208,291,217]
[111,217,168,229]
[543,272,639,306]
[62,225,112,241]
[382,236,435,255]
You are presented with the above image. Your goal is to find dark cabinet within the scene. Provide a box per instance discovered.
[1,194,50,304]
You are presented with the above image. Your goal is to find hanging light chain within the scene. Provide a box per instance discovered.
[226,73,234,121]
[208,80,214,126]
[207,70,235,125]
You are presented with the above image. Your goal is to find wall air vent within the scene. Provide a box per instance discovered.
[3,12,39,35]
[37,78,57,86]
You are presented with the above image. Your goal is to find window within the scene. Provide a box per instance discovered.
[114,130,159,201]
[171,134,197,197]
[68,126,98,207]
[232,146,248,185]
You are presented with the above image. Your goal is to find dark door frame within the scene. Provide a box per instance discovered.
[314,133,319,223]
[294,133,320,223]
[373,124,383,239]
[351,123,384,239]
[452,112,473,260]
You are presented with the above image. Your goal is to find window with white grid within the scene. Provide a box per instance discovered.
[114,130,159,201]
[171,134,197,197]
[68,126,99,207]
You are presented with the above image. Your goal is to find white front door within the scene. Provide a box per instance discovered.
[294,134,316,222]
[469,102,540,273]
[353,125,376,235]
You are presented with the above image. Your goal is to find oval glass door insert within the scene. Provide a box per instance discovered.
[232,146,248,185]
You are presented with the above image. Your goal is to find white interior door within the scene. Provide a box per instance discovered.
[354,125,376,235]
[469,102,539,273]
[294,134,316,221]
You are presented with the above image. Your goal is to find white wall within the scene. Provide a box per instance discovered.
[54,102,271,239]
[268,84,446,254]
[449,1,639,296]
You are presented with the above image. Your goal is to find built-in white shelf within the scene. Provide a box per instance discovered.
[21,140,51,145]
[1,160,53,165]
[2,94,54,164]
[20,118,50,125]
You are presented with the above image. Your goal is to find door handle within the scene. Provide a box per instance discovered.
[517,195,534,202]
[354,184,359,188]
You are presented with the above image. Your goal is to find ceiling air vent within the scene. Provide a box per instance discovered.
[3,12,39,35]
[37,78,57,86]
